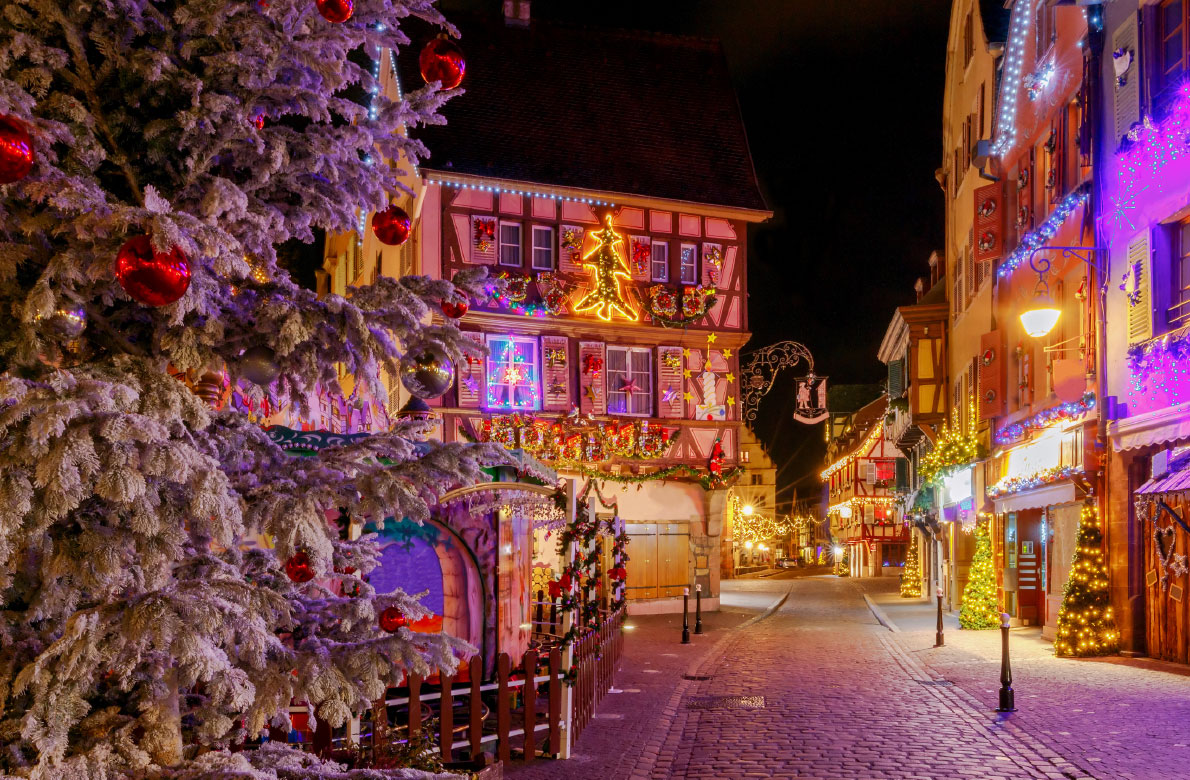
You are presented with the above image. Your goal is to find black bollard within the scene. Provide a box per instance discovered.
[681,588,691,644]
[934,586,945,648]
[996,611,1016,712]
[694,584,704,635]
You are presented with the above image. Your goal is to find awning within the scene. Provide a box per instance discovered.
[993,481,1077,513]
[1109,401,1190,451]
[1137,453,1190,495]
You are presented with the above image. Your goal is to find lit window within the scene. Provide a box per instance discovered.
[485,335,540,410]
[679,244,697,284]
[652,241,669,282]
[531,226,554,270]
[606,346,653,416]
[498,222,522,267]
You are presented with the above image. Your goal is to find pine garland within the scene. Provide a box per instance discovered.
[1054,504,1119,657]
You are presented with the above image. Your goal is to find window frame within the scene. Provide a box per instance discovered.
[678,243,698,285]
[605,345,654,417]
[1172,220,1190,326]
[530,224,555,271]
[651,241,669,282]
[484,334,540,411]
[1160,0,1189,97]
[498,220,523,267]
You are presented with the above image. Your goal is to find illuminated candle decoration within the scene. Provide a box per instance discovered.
[573,214,638,321]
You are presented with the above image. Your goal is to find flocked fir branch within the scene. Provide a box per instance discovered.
[0,0,504,777]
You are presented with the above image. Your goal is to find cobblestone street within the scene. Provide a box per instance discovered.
[510,574,1190,780]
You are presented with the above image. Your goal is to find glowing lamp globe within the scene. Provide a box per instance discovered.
[744,541,754,550]
[1020,303,1061,338]
[741,504,754,517]
[833,546,844,556]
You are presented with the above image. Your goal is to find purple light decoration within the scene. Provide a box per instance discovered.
[1127,328,1190,406]
[997,184,1091,277]
[993,392,1096,446]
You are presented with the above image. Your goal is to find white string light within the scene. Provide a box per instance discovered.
[993,4,1032,156]
[426,177,615,207]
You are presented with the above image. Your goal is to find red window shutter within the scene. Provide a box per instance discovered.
[657,346,684,419]
[456,331,484,408]
[578,341,606,415]
[978,330,1006,421]
[973,181,1003,266]
[541,336,571,412]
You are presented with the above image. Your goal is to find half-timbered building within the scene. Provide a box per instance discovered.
[323,7,769,612]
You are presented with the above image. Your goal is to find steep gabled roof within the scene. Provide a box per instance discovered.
[398,13,768,213]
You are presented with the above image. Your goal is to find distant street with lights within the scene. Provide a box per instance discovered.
[512,575,1190,780]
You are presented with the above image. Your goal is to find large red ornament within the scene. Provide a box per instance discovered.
[0,114,34,184]
[440,297,469,319]
[285,551,315,583]
[315,0,353,23]
[372,205,412,246]
[379,607,408,633]
[419,38,466,90]
[115,236,191,307]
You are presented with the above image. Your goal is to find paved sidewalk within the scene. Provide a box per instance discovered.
[505,581,790,780]
[855,576,1190,780]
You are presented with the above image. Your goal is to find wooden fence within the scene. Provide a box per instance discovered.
[277,605,625,768]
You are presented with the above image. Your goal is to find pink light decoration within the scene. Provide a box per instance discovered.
[1116,82,1190,207]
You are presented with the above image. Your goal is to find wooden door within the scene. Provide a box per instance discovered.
[657,526,690,598]
[1016,510,1043,625]
[625,525,657,600]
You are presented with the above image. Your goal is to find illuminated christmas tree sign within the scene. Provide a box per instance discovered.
[574,214,638,322]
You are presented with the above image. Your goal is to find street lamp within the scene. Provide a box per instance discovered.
[832,545,843,556]
[1020,246,1104,338]
[742,503,754,517]
[744,540,754,550]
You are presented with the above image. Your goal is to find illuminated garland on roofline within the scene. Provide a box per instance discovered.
[820,416,886,480]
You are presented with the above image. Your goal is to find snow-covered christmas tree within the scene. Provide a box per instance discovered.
[0,1,502,777]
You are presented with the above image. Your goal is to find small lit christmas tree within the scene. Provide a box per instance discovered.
[901,533,923,598]
[959,520,1000,629]
[1055,503,1119,657]
[835,546,850,577]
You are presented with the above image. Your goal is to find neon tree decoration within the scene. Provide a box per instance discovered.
[573,214,638,321]
[996,184,1091,277]
[485,336,540,411]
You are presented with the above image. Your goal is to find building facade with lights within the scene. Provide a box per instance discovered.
[823,395,908,577]
[322,9,770,613]
[978,1,1096,634]
[1097,0,1190,662]
[939,0,1010,615]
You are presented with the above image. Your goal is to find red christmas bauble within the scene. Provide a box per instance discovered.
[559,572,572,591]
[285,551,315,583]
[419,38,466,90]
[379,606,408,633]
[252,114,265,130]
[315,0,353,23]
[0,114,34,184]
[440,298,469,319]
[115,235,191,307]
[372,205,412,246]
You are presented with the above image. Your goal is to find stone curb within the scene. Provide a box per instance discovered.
[862,592,899,633]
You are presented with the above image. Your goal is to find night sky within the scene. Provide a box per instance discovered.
[442,0,951,508]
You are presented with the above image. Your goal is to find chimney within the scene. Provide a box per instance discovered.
[503,0,530,27]
[914,277,925,302]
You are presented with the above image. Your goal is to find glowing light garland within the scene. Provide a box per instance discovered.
[573,215,638,321]
[820,417,886,480]
[1114,82,1190,211]
[987,464,1083,499]
[828,497,896,515]
[996,184,1091,277]
[481,413,677,463]
[485,338,540,411]
[992,4,1032,156]
[994,392,1096,446]
[427,177,614,206]
[1127,325,1190,405]
[919,396,986,486]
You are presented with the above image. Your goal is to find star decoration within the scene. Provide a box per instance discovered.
[722,348,732,358]
[726,395,735,407]
[726,373,736,383]
[662,386,678,403]
[682,348,691,358]
[706,332,718,344]
[619,378,640,394]
[683,392,693,402]
[584,385,598,403]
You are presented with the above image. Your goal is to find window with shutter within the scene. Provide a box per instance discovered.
[888,358,905,399]
[679,244,698,284]
[606,346,653,416]
[498,222,522,267]
[651,242,669,282]
[895,458,910,492]
[1128,230,1153,344]
[1172,222,1190,327]
[657,346,684,419]
[531,225,554,270]
[865,461,877,484]
[1112,16,1141,146]
[541,335,570,411]
[485,335,540,410]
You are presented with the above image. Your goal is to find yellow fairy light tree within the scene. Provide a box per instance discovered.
[901,533,922,598]
[1055,503,1119,657]
[959,519,1000,629]
[573,214,638,321]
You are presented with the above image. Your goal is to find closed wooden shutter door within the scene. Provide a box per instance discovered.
[1112,15,1140,149]
[1127,230,1152,345]
[578,341,606,415]
[541,335,570,411]
[625,526,657,600]
[888,358,904,399]
[471,216,496,264]
[657,346,684,418]
[457,331,484,408]
[978,330,1006,420]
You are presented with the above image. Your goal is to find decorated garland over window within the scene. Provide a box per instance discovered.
[644,284,717,327]
[481,413,678,462]
[555,500,602,648]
